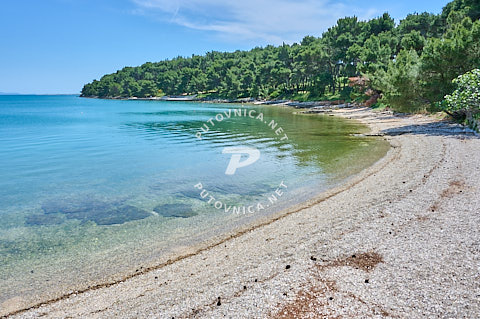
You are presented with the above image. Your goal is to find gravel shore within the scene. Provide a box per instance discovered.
[8,107,480,318]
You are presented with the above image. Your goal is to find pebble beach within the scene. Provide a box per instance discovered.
[8,107,480,318]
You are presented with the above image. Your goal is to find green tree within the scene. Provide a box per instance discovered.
[420,18,480,103]
[376,49,425,112]
[138,80,157,97]
[400,30,426,53]
[357,31,397,77]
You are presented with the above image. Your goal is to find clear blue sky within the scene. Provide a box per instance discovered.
[0,0,451,94]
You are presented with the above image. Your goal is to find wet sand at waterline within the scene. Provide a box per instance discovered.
[7,107,480,318]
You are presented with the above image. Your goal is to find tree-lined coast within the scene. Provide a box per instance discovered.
[82,0,479,125]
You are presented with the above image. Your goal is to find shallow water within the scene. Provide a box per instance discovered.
[0,95,389,312]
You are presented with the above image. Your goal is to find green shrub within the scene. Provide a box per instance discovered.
[442,68,480,130]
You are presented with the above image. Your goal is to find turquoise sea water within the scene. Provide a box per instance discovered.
[0,95,389,313]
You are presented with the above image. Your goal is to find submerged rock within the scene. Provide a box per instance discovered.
[153,203,197,218]
[41,198,151,225]
[92,205,152,225]
[41,199,113,216]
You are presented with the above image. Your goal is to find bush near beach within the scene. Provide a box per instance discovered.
[441,69,480,130]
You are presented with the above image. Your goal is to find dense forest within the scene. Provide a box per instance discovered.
[81,0,479,115]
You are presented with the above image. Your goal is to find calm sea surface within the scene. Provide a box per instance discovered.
[0,95,389,312]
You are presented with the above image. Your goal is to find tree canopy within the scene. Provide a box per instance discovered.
[81,0,480,113]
